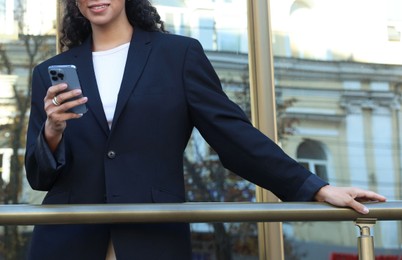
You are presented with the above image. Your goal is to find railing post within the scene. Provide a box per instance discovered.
[355,218,377,260]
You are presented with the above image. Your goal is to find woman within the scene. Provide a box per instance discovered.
[25,0,386,259]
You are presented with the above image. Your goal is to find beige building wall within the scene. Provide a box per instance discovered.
[275,57,402,248]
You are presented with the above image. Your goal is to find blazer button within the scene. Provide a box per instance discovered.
[107,150,116,159]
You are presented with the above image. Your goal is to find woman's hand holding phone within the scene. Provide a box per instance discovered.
[44,83,88,152]
[44,64,88,151]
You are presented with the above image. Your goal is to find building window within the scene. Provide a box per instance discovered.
[0,153,3,180]
[198,17,215,50]
[164,12,175,33]
[297,140,328,181]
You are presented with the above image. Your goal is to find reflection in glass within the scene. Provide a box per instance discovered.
[271,0,402,258]
[153,1,260,258]
[297,140,329,181]
[0,0,57,258]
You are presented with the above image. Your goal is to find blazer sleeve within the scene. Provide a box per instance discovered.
[24,65,67,191]
[182,39,328,202]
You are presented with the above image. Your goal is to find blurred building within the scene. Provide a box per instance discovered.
[0,0,401,259]
[0,0,56,205]
[154,0,402,258]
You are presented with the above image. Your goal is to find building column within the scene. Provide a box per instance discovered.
[345,106,369,190]
[371,107,397,248]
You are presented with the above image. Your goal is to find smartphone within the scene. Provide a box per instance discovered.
[48,65,88,114]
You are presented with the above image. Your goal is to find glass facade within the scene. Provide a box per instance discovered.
[1,0,401,259]
[153,1,259,258]
[0,0,57,258]
[270,0,402,258]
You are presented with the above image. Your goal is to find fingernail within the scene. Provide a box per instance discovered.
[74,89,82,94]
[362,206,369,214]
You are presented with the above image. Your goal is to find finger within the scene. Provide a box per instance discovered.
[55,112,84,121]
[48,108,83,124]
[347,199,369,215]
[58,96,88,113]
[353,189,387,202]
[55,88,83,105]
[46,83,68,99]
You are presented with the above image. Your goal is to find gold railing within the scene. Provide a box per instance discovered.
[1,201,401,260]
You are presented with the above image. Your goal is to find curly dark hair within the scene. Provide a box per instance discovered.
[60,0,166,50]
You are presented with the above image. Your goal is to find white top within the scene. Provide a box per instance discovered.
[92,42,130,129]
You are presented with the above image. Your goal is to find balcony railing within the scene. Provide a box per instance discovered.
[1,201,401,260]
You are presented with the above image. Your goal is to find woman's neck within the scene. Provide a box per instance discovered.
[91,24,134,52]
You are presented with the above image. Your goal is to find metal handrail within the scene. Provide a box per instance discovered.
[1,201,401,260]
[0,201,400,225]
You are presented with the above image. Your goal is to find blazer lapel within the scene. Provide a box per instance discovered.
[70,39,110,136]
[67,28,153,135]
[111,28,152,131]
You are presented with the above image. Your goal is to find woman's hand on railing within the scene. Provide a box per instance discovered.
[314,185,387,214]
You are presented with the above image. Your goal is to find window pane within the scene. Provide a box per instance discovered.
[297,140,327,159]
[154,1,258,259]
[315,164,328,181]
[271,0,402,258]
[299,162,310,170]
[0,0,57,258]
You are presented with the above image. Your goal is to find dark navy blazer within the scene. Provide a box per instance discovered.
[25,28,327,259]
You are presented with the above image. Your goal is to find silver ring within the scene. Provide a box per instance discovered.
[52,96,60,106]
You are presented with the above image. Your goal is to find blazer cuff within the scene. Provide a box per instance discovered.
[293,174,329,201]
[35,124,66,174]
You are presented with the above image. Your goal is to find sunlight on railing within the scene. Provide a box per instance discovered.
[0,201,401,260]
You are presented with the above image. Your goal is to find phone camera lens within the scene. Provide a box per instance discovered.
[50,70,56,75]
[57,73,64,80]
[51,76,58,81]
